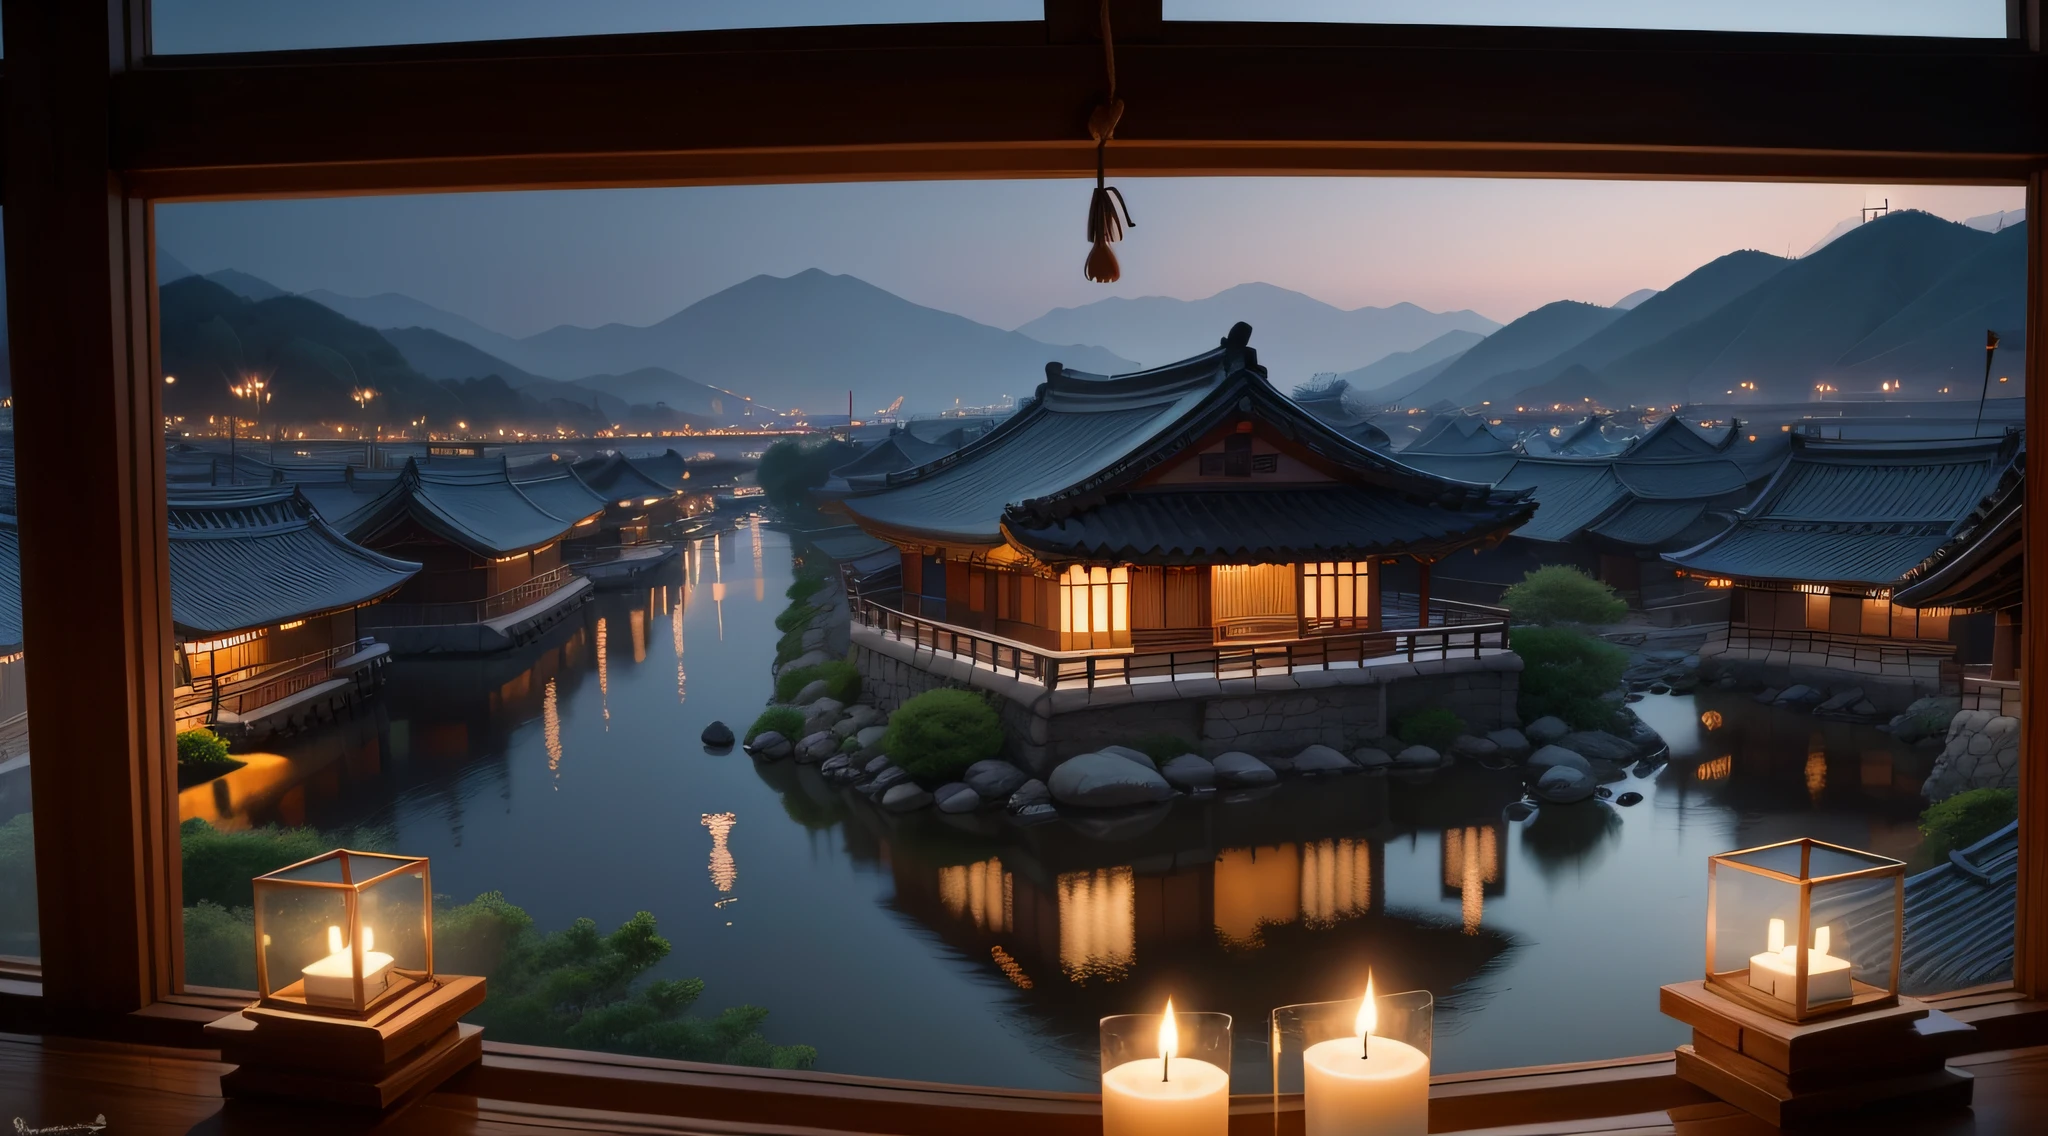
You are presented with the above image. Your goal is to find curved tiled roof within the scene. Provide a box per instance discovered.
[347,459,588,557]
[1402,411,1518,456]
[0,518,20,651]
[509,464,609,524]
[1493,461,1629,543]
[623,450,691,491]
[1664,433,2019,587]
[1585,499,1720,550]
[571,452,677,502]
[1625,414,1735,459]
[166,488,421,636]
[843,323,1530,558]
[1612,458,1752,500]
[1894,448,2023,611]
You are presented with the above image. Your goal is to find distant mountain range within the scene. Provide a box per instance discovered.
[1014,282,1499,385]
[1341,211,2025,410]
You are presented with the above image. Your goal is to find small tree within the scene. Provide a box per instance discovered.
[883,689,1004,781]
[1502,565,1627,626]
[1396,708,1466,751]
[1511,626,1629,729]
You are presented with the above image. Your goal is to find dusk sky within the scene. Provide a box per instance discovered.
[149,1,2019,340]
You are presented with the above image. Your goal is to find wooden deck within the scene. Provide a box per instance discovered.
[4,1032,2045,1136]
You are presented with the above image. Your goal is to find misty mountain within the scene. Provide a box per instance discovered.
[384,325,553,387]
[157,277,654,435]
[1803,217,1861,258]
[303,288,534,366]
[511,268,1139,413]
[1331,329,1483,401]
[206,269,289,302]
[159,250,197,283]
[1612,288,1659,310]
[1834,221,2027,387]
[1014,282,1500,384]
[1396,301,1625,407]
[1965,208,2025,233]
[1593,210,2006,403]
[1478,249,1789,404]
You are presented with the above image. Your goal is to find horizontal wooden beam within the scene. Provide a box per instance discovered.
[118,20,2047,199]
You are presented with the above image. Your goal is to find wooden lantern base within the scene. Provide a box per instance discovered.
[1704,969,1898,1024]
[205,974,486,1112]
[1662,980,1974,1127]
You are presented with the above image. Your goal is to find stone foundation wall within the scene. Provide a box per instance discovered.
[1697,626,1952,715]
[853,629,1520,776]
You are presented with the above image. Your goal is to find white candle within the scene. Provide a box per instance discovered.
[1102,1000,1229,1136]
[1749,922,1851,1007]
[1302,977,1429,1136]
[302,923,395,1007]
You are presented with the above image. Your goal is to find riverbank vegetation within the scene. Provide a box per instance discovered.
[176,727,245,786]
[1919,787,2018,859]
[1511,626,1629,729]
[1502,565,1627,626]
[884,688,1004,781]
[758,437,857,513]
[747,705,807,744]
[1396,708,1466,750]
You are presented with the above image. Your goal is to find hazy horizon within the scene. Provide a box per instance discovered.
[158,181,2023,343]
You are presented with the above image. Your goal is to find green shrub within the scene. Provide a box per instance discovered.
[775,624,808,665]
[177,728,245,782]
[746,705,806,743]
[1502,565,1627,626]
[1511,626,1629,730]
[179,817,395,909]
[183,901,258,989]
[1919,788,2018,859]
[774,660,860,704]
[774,603,817,634]
[786,574,827,604]
[0,814,36,948]
[1396,708,1465,751]
[758,437,857,511]
[883,689,1004,782]
[1129,733,1196,763]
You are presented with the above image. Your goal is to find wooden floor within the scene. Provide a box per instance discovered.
[3,1034,2045,1135]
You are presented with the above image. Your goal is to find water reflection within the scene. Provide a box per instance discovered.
[178,531,1952,1088]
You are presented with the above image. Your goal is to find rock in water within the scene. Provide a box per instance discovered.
[791,679,831,706]
[1012,802,1059,825]
[1212,751,1278,787]
[1350,747,1394,770]
[1486,728,1531,757]
[748,731,793,760]
[1007,779,1051,812]
[1160,753,1216,790]
[1099,745,1159,771]
[1534,765,1596,804]
[1558,730,1637,763]
[881,782,934,812]
[701,721,735,747]
[934,782,982,814]
[1527,745,1594,774]
[1616,791,1644,806]
[1451,735,1499,759]
[964,759,1031,800]
[1293,745,1356,775]
[1393,745,1443,768]
[1049,752,1174,808]
[1526,716,1570,745]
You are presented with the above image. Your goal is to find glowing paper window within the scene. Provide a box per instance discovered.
[1060,564,1130,642]
[1302,560,1370,628]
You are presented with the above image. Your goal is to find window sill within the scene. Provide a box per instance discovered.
[2,986,2042,1134]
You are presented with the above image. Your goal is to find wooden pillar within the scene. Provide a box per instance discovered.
[1995,607,2021,682]
[3,0,179,1014]
[1417,561,1433,629]
[2020,169,2048,999]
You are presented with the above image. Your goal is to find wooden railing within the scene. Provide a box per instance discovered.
[1718,625,1958,665]
[855,599,1509,691]
[178,640,370,721]
[359,566,576,628]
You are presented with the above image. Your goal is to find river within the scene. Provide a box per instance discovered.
[179,521,1951,1088]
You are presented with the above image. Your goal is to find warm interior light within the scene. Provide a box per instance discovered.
[1813,925,1830,956]
[1357,973,1377,1040]
[327,924,343,955]
[1158,998,1178,1063]
[1768,917,1785,954]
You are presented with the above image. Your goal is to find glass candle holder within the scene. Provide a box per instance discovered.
[252,848,434,1017]
[1706,838,1903,1023]
[1272,989,1433,1136]
[1099,1007,1232,1136]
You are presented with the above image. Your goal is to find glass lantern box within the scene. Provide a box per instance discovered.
[252,849,434,1017]
[1706,838,1903,1023]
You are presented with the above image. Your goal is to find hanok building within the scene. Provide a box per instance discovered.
[836,325,1533,769]
[1664,433,2020,712]
[568,452,691,544]
[1893,449,2025,717]
[299,458,600,653]
[165,488,421,738]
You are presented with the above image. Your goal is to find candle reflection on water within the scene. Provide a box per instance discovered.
[596,616,610,727]
[1301,839,1374,929]
[703,811,738,925]
[672,581,687,705]
[1441,826,1501,935]
[938,857,1012,933]
[542,676,562,787]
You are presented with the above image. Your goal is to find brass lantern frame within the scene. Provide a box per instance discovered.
[250,848,437,1019]
[1705,837,1905,1024]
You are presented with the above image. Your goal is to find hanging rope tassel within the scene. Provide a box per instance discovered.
[1083,0,1134,283]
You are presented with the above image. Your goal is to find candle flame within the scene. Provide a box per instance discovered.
[1813,925,1830,956]
[1158,999,1178,1061]
[327,925,343,955]
[362,925,374,954]
[1768,918,1785,954]
[1358,973,1377,1039]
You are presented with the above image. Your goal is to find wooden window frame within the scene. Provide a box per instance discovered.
[4,0,2048,1129]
